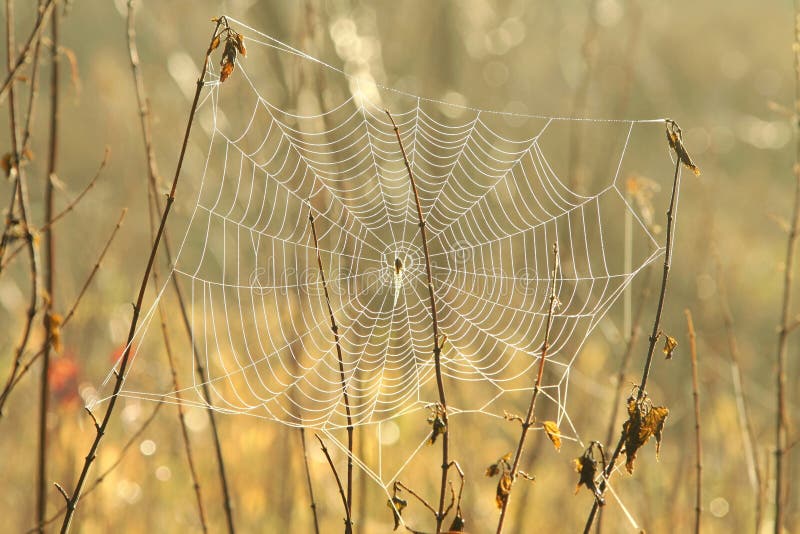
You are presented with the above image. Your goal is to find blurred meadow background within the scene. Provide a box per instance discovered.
[0,1,797,532]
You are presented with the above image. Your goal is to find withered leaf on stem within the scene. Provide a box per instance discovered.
[572,444,605,504]
[495,472,513,509]
[47,313,64,353]
[666,123,701,176]
[448,511,466,532]
[387,496,407,531]
[622,392,670,474]
[485,452,512,477]
[219,38,238,83]
[235,32,247,57]
[427,404,447,445]
[663,334,678,359]
[542,420,562,451]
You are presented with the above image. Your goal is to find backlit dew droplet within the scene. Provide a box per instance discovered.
[709,497,729,518]
[155,465,172,482]
[139,439,157,456]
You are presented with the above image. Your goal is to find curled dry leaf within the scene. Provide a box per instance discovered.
[1,152,11,177]
[387,496,407,531]
[219,37,238,83]
[663,334,678,359]
[235,32,247,57]
[47,312,64,353]
[485,452,512,477]
[427,404,447,445]
[542,420,562,451]
[495,472,512,509]
[622,391,669,474]
[666,123,701,176]
[448,511,466,532]
[210,35,221,52]
[572,443,605,504]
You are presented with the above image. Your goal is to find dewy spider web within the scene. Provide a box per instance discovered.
[96,17,668,505]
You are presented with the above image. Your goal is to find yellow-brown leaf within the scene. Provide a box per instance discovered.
[542,420,562,451]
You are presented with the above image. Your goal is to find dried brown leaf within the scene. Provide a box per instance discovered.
[235,32,247,57]
[622,392,670,474]
[495,472,512,509]
[542,420,562,451]
[663,334,678,360]
[387,496,407,531]
[210,35,221,52]
[48,313,64,353]
[447,512,466,532]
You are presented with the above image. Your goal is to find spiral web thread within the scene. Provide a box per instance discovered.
[94,17,669,520]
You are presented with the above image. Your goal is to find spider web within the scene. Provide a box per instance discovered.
[95,17,670,520]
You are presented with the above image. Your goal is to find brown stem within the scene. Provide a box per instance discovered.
[715,249,763,530]
[126,7,236,530]
[685,309,702,534]
[386,109,451,532]
[36,5,59,531]
[2,0,41,421]
[1,150,109,272]
[0,0,57,104]
[495,243,559,534]
[299,427,321,534]
[315,434,352,530]
[775,7,800,532]
[309,210,353,533]
[128,2,208,529]
[20,2,47,157]
[584,122,683,533]
[26,399,165,533]
[57,19,224,533]
[596,269,651,534]
[1,208,127,405]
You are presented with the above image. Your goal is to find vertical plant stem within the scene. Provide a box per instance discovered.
[299,427,321,534]
[584,124,683,533]
[496,243,559,534]
[36,4,59,531]
[2,0,42,423]
[127,2,209,530]
[685,309,702,534]
[58,19,223,533]
[309,210,353,533]
[386,109,451,533]
[715,251,763,531]
[775,6,800,531]
[0,0,56,104]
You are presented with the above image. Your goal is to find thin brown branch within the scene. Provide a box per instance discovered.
[596,268,651,534]
[129,2,208,529]
[0,207,127,408]
[299,427,321,534]
[1,0,41,422]
[386,109,451,533]
[496,242,559,534]
[37,6,59,531]
[57,19,225,533]
[29,400,165,533]
[584,120,684,533]
[395,481,437,518]
[1,149,108,272]
[685,309,702,534]
[775,7,800,531]
[126,8,235,528]
[315,434,351,529]
[309,210,353,533]
[0,0,57,104]
[19,2,46,157]
[715,249,764,530]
